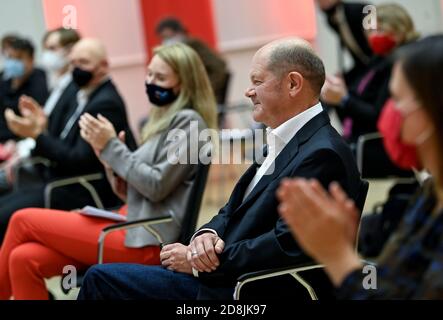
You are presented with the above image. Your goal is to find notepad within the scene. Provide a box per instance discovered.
[78,206,127,222]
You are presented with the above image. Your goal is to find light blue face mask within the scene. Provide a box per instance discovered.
[2,58,25,80]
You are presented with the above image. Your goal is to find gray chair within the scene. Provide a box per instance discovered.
[13,157,106,209]
[356,132,414,179]
[233,179,370,300]
[60,157,212,294]
[96,158,211,263]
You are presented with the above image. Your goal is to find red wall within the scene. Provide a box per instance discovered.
[139,0,218,57]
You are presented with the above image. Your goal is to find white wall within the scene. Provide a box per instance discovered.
[213,0,317,111]
[323,0,443,74]
[1,0,442,132]
[0,0,47,66]
[216,0,443,108]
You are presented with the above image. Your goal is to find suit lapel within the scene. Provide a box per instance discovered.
[235,111,331,211]
[225,161,261,211]
[238,136,300,209]
[48,82,78,136]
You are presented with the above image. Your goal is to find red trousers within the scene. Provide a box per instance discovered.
[0,208,160,300]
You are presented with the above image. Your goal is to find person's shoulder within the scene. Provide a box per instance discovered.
[172,108,208,128]
[302,122,352,156]
[32,67,46,76]
[175,108,205,121]
[90,80,124,105]
[184,37,208,49]
[343,2,372,14]
[28,68,47,82]
[185,37,224,62]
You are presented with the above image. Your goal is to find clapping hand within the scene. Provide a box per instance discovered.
[79,113,117,153]
[321,75,348,106]
[4,95,47,139]
[277,178,362,285]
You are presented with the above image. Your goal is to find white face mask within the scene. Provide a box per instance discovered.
[41,50,68,72]
[162,35,186,46]
[399,101,435,146]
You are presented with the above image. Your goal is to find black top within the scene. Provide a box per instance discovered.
[337,56,392,141]
[32,79,136,179]
[0,68,49,142]
[323,1,374,85]
[338,182,443,299]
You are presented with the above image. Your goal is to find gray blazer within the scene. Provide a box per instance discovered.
[100,109,209,248]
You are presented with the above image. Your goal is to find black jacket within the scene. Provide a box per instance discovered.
[337,56,392,141]
[323,2,373,85]
[0,68,49,141]
[195,111,363,299]
[31,79,135,206]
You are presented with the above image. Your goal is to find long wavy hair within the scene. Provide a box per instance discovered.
[141,43,218,142]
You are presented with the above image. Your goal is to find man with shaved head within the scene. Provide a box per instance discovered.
[79,38,362,300]
[0,38,134,242]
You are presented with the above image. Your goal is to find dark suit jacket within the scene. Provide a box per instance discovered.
[196,111,363,299]
[31,79,135,207]
[0,68,49,141]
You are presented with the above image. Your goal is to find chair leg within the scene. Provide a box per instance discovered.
[290,272,319,300]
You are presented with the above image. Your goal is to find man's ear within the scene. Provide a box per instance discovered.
[97,59,109,74]
[287,71,303,97]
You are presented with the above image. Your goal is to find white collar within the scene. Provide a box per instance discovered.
[267,102,323,145]
[52,72,72,90]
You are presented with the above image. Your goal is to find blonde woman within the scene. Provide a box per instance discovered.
[0,43,217,300]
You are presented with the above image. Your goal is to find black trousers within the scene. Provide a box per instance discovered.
[0,181,121,244]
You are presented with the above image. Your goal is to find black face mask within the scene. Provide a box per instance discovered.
[72,66,94,87]
[145,83,178,107]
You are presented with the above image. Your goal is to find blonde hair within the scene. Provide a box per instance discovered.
[141,43,218,142]
[377,4,420,44]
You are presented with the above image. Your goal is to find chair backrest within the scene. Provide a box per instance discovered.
[356,132,413,179]
[177,159,211,244]
[355,179,370,214]
[216,72,231,128]
[216,71,231,105]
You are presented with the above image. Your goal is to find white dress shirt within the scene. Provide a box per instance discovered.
[59,77,109,140]
[242,103,323,200]
[59,89,89,140]
[43,72,72,116]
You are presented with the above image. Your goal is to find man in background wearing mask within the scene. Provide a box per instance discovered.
[0,38,135,244]
[155,17,229,106]
[41,28,80,91]
[0,37,48,142]
[0,28,81,195]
